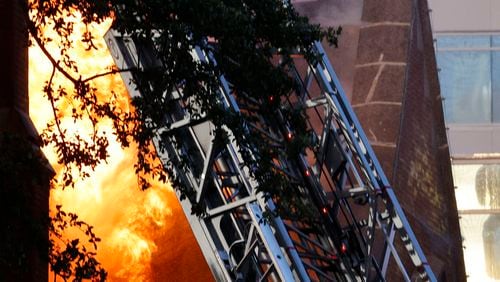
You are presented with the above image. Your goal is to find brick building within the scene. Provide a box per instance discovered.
[0,0,52,279]
[295,0,466,280]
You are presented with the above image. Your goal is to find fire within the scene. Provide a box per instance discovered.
[29,15,212,281]
[111,228,156,280]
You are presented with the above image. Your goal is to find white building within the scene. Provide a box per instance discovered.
[429,0,500,280]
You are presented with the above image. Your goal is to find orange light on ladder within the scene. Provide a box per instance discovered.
[321,206,328,215]
[341,242,347,254]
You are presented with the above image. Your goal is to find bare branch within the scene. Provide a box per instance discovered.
[82,67,136,83]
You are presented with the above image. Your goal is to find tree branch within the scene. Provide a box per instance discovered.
[26,15,78,84]
[82,67,136,83]
[46,64,69,161]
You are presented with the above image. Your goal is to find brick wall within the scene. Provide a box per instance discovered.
[351,0,466,280]
[0,0,28,112]
[0,0,51,280]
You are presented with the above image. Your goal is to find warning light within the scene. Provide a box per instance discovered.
[269,96,274,102]
[304,169,310,177]
[321,207,328,215]
[341,242,347,253]
[286,132,293,140]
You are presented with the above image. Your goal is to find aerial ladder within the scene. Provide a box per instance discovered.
[105,17,437,282]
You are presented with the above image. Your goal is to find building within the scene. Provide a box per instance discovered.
[2,0,466,280]
[0,0,52,280]
[295,0,466,280]
[428,0,500,280]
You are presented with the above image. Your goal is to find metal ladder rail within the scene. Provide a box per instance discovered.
[277,40,435,281]
[105,28,436,281]
[197,44,373,281]
[281,53,382,280]
[311,42,437,281]
[106,27,369,281]
[289,56,385,280]
[293,42,424,280]
[246,68,367,280]
[193,46,317,281]
[166,44,311,281]
[245,51,381,280]
[291,42,410,280]
[105,30,352,280]
[105,31,305,281]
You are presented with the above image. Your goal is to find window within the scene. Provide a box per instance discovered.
[453,163,500,280]
[436,35,500,123]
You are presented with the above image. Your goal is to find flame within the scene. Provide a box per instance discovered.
[29,15,212,281]
[111,228,157,280]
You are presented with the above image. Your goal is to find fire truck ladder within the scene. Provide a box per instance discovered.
[105,28,437,281]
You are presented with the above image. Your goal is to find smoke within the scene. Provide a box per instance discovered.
[294,0,364,27]
[293,0,364,99]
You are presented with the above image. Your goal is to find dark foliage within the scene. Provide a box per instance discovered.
[26,0,340,280]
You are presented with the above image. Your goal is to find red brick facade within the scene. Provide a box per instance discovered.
[0,0,51,280]
[0,0,28,112]
[352,0,466,280]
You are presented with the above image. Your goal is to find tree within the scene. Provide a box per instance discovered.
[26,0,340,280]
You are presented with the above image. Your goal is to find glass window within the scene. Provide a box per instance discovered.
[436,34,500,124]
[459,214,500,281]
[436,35,490,49]
[453,164,500,210]
[453,163,500,280]
[492,36,500,47]
[437,51,491,123]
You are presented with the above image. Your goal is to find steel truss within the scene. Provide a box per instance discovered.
[105,28,437,281]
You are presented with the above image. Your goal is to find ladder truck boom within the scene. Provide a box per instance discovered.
[105,25,436,281]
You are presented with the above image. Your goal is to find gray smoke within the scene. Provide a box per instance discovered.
[293,0,364,27]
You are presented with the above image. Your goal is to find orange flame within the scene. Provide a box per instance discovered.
[29,16,212,281]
